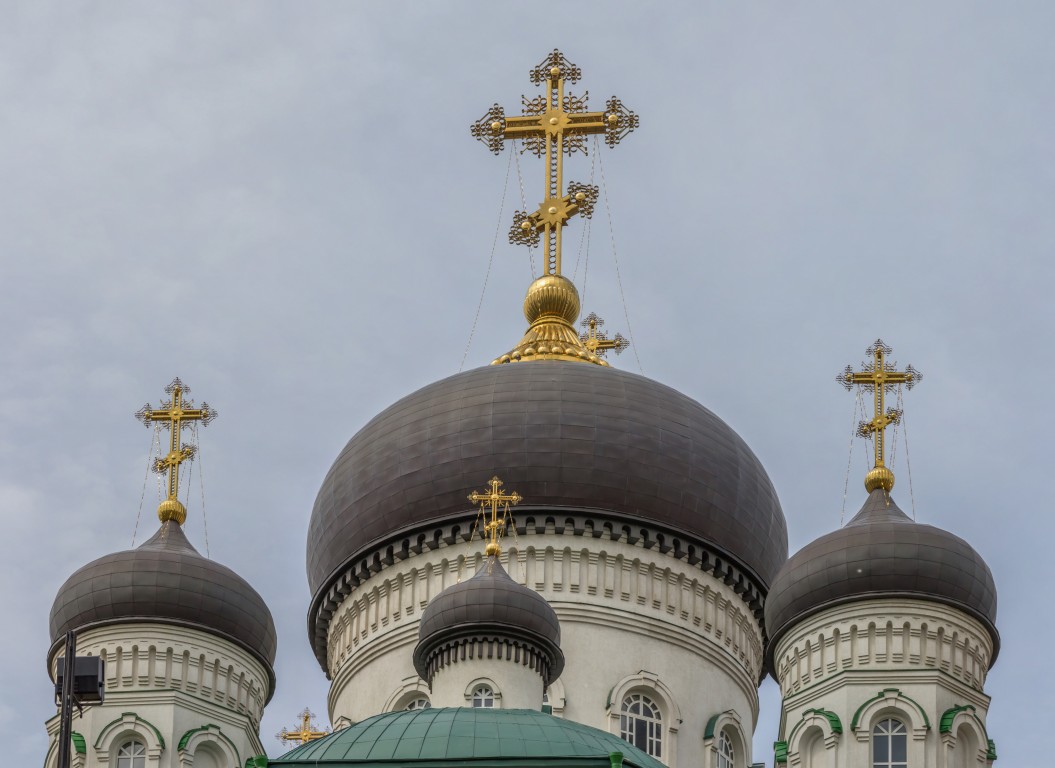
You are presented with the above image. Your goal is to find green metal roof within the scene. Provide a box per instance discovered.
[270,708,664,768]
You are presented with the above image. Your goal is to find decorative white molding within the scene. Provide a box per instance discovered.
[328,540,763,692]
[54,624,270,724]
[773,599,994,698]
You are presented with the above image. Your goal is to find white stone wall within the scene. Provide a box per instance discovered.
[772,598,997,768]
[326,534,764,768]
[43,623,270,768]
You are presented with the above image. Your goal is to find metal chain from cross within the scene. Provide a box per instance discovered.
[276,708,330,747]
[579,312,629,358]
[468,476,522,558]
[471,49,639,277]
[135,377,217,525]
[836,339,922,492]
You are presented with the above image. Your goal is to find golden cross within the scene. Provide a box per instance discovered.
[471,49,638,276]
[468,476,522,558]
[836,339,922,492]
[276,708,329,747]
[579,312,629,358]
[135,377,217,524]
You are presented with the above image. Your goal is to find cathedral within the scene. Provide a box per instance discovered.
[41,51,999,768]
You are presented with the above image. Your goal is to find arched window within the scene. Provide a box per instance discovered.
[405,697,432,710]
[620,693,662,758]
[717,730,734,768]
[117,740,146,768]
[872,719,908,768]
[471,685,495,708]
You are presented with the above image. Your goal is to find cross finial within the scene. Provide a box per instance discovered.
[836,339,922,493]
[580,312,629,358]
[276,708,329,747]
[475,51,639,368]
[134,377,217,525]
[468,476,522,559]
[471,49,638,277]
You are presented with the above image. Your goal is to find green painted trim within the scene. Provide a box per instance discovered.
[70,732,86,755]
[93,711,166,750]
[177,723,240,764]
[850,688,930,732]
[773,740,788,765]
[606,685,616,709]
[987,738,997,761]
[787,707,843,746]
[704,713,720,740]
[246,757,269,768]
[610,752,624,768]
[805,708,843,735]
[939,704,976,734]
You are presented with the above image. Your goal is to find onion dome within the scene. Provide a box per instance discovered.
[48,519,277,695]
[765,490,999,669]
[307,360,787,668]
[271,707,664,768]
[413,559,564,686]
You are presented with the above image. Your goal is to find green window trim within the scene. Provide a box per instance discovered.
[987,738,997,761]
[939,704,976,734]
[246,757,269,768]
[177,723,240,765]
[704,710,737,740]
[70,732,86,755]
[786,707,843,746]
[849,688,930,732]
[773,740,788,764]
[92,711,166,750]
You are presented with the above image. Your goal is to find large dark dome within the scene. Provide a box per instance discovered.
[765,490,999,668]
[49,520,277,694]
[307,361,786,641]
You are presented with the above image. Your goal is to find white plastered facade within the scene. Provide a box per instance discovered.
[43,623,269,768]
[772,598,997,768]
[325,531,764,768]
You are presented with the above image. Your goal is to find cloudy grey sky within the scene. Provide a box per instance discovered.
[3,3,1051,765]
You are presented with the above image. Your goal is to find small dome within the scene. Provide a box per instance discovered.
[765,490,999,668]
[413,559,564,684]
[272,707,664,768]
[49,520,277,692]
[307,360,787,605]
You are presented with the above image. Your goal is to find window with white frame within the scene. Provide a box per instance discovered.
[620,693,662,758]
[471,685,495,708]
[405,697,432,710]
[116,740,147,768]
[717,730,735,768]
[872,718,908,768]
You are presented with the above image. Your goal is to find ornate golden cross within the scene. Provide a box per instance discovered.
[276,708,329,747]
[471,49,638,276]
[468,476,522,558]
[836,340,922,492]
[135,378,217,524]
[580,312,629,358]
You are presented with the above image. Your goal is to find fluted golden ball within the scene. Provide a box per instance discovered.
[523,274,581,326]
